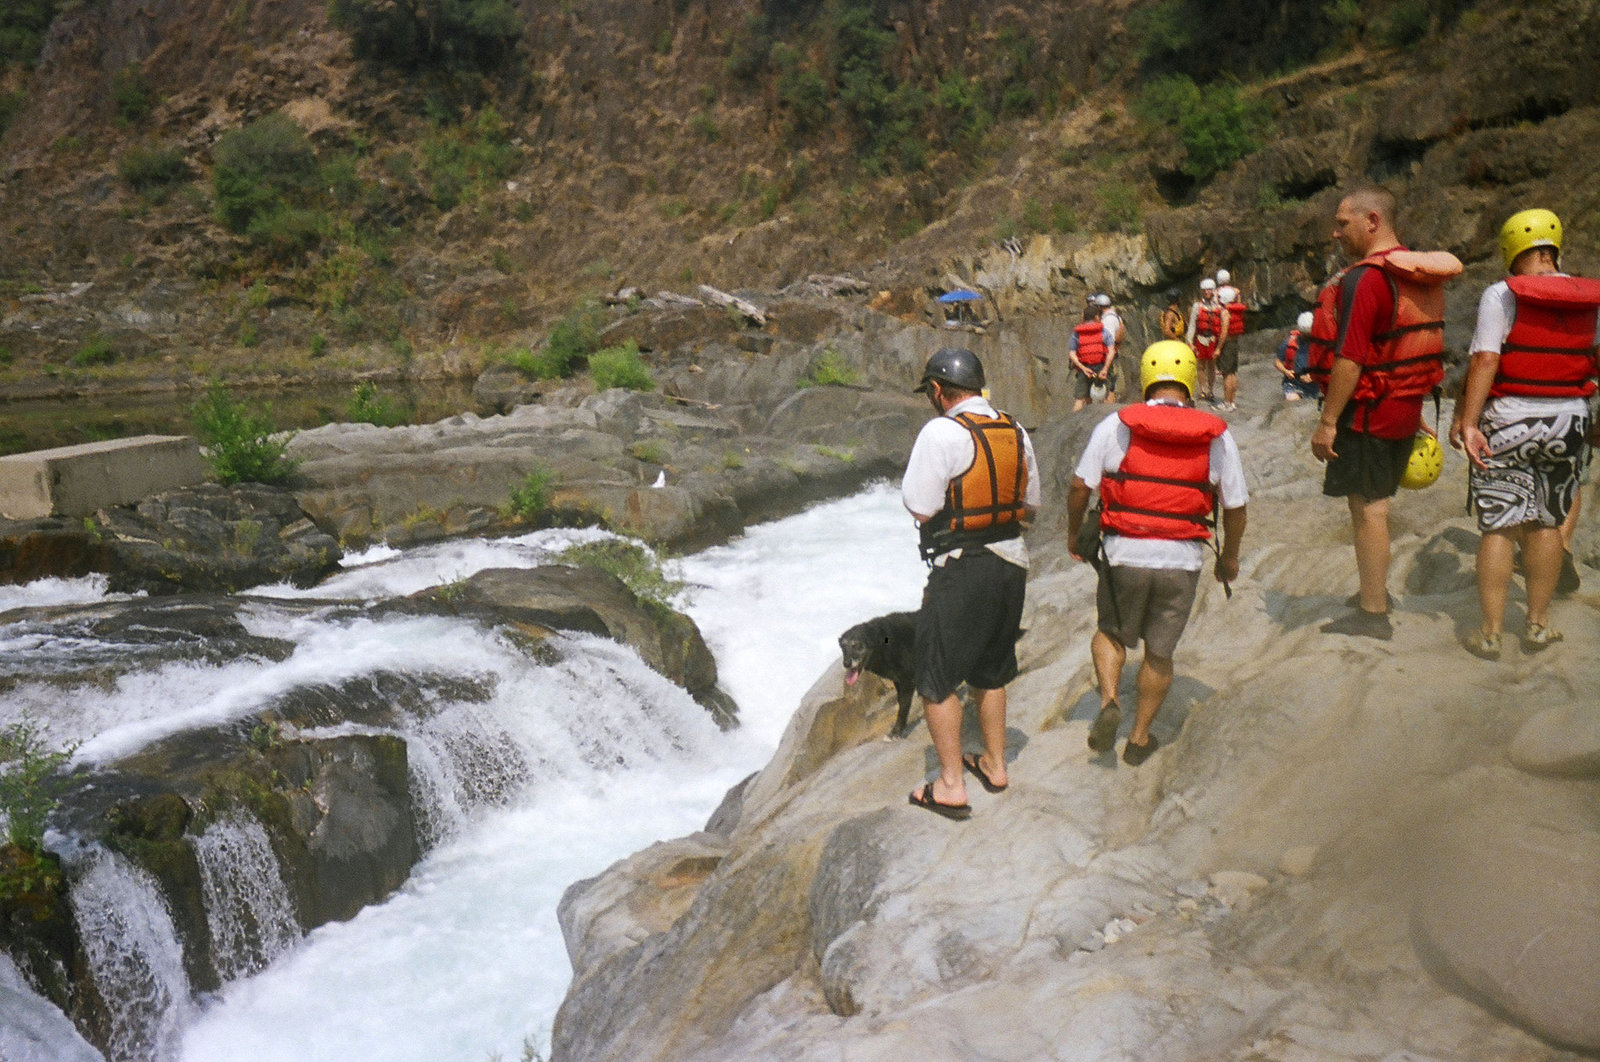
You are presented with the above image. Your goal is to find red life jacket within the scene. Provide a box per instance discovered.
[1073,320,1107,367]
[1490,273,1600,398]
[918,410,1029,560]
[1305,249,1458,428]
[1279,330,1301,368]
[1224,298,1246,336]
[1193,303,1223,340]
[1100,403,1227,541]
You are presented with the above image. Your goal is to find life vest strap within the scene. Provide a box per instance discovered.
[1102,502,1211,526]
[1103,470,1213,491]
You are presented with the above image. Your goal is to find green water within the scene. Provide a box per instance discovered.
[0,379,478,456]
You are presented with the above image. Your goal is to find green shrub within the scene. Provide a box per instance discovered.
[1374,1,1430,48]
[71,335,116,367]
[345,381,409,426]
[773,43,829,134]
[110,64,155,124]
[329,0,522,73]
[557,538,684,615]
[1096,180,1142,234]
[506,466,555,518]
[589,340,654,392]
[191,380,298,485]
[0,718,75,855]
[0,0,58,68]
[544,296,606,370]
[212,113,319,235]
[1135,75,1269,182]
[802,347,859,387]
[420,107,517,211]
[120,143,190,195]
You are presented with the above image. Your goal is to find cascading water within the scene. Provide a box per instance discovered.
[67,848,194,1062]
[191,814,300,982]
[1,482,927,1061]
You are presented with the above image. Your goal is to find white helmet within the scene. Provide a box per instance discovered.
[1297,311,1314,331]
[1094,293,1112,307]
[1199,278,1217,292]
[1215,269,1231,285]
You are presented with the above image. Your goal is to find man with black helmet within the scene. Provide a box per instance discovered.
[903,347,1040,819]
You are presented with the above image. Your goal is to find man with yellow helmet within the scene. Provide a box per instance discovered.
[1065,341,1248,766]
[1448,208,1600,658]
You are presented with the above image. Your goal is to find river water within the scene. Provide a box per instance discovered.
[0,482,927,1061]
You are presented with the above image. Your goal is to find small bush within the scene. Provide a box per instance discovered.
[1135,75,1269,182]
[506,466,555,519]
[802,347,859,387]
[71,336,116,367]
[1096,180,1142,233]
[345,381,409,426]
[0,718,76,854]
[191,380,298,485]
[212,113,319,235]
[0,0,59,69]
[329,0,522,73]
[628,440,666,464]
[1374,1,1429,48]
[420,107,518,211]
[557,538,684,616]
[120,143,191,195]
[589,340,654,392]
[110,64,155,124]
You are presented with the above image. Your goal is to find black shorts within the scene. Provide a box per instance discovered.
[915,549,1027,703]
[1217,343,1240,376]
[1322,422,1413,501]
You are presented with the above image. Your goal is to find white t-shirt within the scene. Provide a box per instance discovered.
[1469,278,1593,418]
[1217,285,1240,305]
[1074,401,1249,571]
[903,395,1042,567]
[1100,309,1122,351]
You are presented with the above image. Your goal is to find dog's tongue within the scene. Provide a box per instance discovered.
[844,668,860,686]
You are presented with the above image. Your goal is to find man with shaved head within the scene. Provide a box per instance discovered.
[1306,184,1456,639]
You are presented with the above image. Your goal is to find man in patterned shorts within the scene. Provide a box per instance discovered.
[1450,208,1600,658]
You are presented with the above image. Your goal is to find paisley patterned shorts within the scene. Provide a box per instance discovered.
[1468,407,1591,532]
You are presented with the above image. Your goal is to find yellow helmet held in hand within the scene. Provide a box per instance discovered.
[1399,432,1443,490]
[1140,340,1198,400]
[1500,208,1562,271]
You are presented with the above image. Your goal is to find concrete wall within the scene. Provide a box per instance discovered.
[0,436,209,519]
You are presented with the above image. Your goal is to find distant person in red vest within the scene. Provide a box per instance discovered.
[1185,279,1225,403]
[1066,341,1248,766]
[1448,208,1599,658]
[1096,293,1124,403]
[1215,269,1246,411]
[1276,311,1317,401]
[1307,184,1461,640]
[1068,304,1113,412]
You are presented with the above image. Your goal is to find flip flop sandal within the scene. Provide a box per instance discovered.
[1465,630,1501,661]
[1521,623,1563,652]
[962,753,1008,793]
[908,782,971,820]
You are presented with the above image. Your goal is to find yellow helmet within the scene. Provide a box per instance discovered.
[1140,340,1198,400]
[1399,432,1443,490]
[1499,208,1562,271]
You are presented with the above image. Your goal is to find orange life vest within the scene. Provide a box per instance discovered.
[1100,403,1227,541]
[1490,273,1600,399]
[1224,298,1246,336]
[1306,249,1458,427]
[1073,320,1107,367]
[918,410,1029,560]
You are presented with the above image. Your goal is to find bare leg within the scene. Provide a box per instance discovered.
[1128,653,1174,746]
[1476,528,1518,636]
[972,685,1009,789]
[1560,486,1582,553]
[1223,373,1238,405]
[920,693,967,806]
[1091,629,1126,709]
[1523,525,1565,627]
[1348,494,1392,613]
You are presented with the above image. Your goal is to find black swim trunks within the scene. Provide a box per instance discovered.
[914,549,1026,703]
[1322,421,1413,501]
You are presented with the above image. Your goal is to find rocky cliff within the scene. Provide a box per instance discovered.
[552,357,1600,1061]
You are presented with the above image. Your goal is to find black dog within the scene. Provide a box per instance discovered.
[838,611,919,738]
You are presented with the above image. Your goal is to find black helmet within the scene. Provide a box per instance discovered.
[914,347,985,394]
[1165,287,1181,301]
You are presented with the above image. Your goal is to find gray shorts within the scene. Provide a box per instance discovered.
[1071,363,1116,400]
[1096,564,1201,660]
[1469,406,1591,532]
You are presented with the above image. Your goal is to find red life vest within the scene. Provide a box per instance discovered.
[1073,320,1107,367]
[1306,249,1457,428]
[1224,298,1246,336]
[918,410,1029,560]
[1193,303,1223,340]
[1100,403,1227,541]
[1279,330,1301,368]
[1490,273,1600,398]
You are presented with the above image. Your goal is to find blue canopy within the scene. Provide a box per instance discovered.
[937,290,982,303]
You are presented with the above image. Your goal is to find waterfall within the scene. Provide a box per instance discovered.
[68,848,193,1062]
[0,953,105,1062]
[191,814,300,982]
